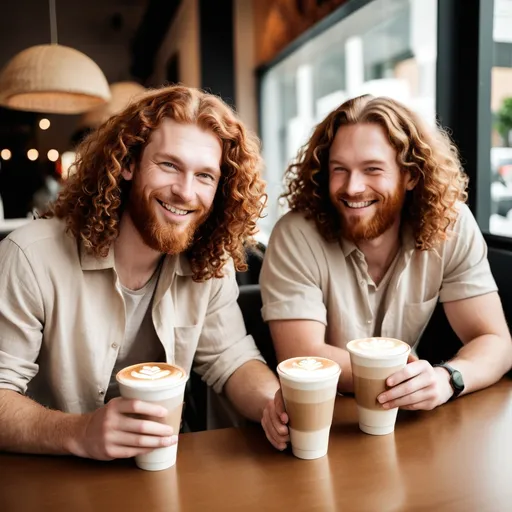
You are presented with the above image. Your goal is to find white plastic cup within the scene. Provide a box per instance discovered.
[116,363,188,471]
[347,338,411,436]
[277,357,341,459]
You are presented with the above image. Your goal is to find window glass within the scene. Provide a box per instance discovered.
[259,0,438,240]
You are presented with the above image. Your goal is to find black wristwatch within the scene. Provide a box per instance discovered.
[433,363,465,400]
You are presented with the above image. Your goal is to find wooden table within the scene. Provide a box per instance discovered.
[1,380,511,512]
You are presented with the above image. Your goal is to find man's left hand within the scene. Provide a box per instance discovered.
[261,389,290,450]
[377,354,454,411]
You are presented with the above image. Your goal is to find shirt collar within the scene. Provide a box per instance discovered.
[339,223,417,259]
[339,237,357,258]
[79,243,115,270]
[79,242,193,277]
[168,252,193,277]
[401,223,417,254]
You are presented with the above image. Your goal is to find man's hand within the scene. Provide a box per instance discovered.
[72,397,178,460]
[261,389,290,450]
[377,354,454,411]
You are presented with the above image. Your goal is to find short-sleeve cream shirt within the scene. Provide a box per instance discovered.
[260,203,497,350]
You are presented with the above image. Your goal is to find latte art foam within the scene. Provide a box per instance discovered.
[117,362,186,388]
[278,357,340,379]
[347,338,410,358]
[132,366,173,380]
[293,358,323,371]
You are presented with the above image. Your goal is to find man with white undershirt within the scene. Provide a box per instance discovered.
[0,85,290,460]
[261,95,512,437]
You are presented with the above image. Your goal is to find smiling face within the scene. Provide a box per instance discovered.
[121,118,222,254]
[328,123,415,242]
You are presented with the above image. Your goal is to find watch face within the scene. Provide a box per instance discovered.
[452,370,464,391]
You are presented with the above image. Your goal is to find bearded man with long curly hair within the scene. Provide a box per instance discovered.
[261,95,512,423]
[0,85,289,461]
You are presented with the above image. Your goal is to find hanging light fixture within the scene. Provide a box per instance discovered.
[0,0,110,114]
[80,81,146,129]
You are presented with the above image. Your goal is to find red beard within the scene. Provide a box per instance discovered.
[127,187,210,254]
[334,179,406,242]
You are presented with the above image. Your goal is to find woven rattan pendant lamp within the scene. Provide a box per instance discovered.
[80,81,146,128]
[0,0,111,114]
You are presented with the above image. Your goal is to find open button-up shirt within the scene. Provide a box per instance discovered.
[0,218,264,413]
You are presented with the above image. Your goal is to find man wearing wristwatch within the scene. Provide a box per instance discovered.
[432,363,465,401]
[260,95,512,427]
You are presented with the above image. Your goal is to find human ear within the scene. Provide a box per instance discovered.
[121,162,135,181]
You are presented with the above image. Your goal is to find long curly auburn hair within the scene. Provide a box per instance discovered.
[282,95,468,250]
[46,85,266,281]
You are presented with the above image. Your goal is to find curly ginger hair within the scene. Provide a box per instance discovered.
[46,85,266,281]
[283,95,468,250]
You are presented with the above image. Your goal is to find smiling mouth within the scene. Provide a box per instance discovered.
[156,199,192,216]
[342,199,378,209]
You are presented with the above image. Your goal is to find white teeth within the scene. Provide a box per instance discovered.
[161,202,188,215]
[346,201,374,208]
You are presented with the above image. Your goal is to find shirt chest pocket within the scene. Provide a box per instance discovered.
[173,325,201,376]
[402,296,439,346]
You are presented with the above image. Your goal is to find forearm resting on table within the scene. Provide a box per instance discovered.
[449,335,512,396]
[444,293,512,396]
[223,360,280,422]
[269,320,354,393]
[0,389,84,455]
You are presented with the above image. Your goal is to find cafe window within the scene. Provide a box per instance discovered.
[489,0,512,237]
[258,0,438,240]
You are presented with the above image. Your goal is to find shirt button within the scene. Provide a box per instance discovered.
[99,389,105,396]
[367,319,372,324]
[111,343,119,349]
[360,280,365,286]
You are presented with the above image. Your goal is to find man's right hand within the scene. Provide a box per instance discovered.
[71,397,177,460]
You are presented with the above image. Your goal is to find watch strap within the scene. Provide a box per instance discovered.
[433,363,464,399]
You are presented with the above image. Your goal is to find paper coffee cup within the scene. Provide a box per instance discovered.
[277,356,341,460]
[116,362,188,471]
[346,338,411,436]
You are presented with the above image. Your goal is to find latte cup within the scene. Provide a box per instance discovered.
[116,362,188,471]
[277,357,341,460]
[346,338,411,436]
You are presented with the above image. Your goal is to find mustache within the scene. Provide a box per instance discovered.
[335,192,378,203]
[154,196,198,211]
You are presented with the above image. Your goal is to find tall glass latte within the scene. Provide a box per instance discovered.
[346,338,411,435]
[277,357,341,460]
[116,362,188,471]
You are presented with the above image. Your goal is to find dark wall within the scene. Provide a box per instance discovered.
[0,107,45,219]
[198,0,235,105]
[417,246,512,364]
[488,247,512,324]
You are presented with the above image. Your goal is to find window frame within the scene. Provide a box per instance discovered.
[436,0,496,238]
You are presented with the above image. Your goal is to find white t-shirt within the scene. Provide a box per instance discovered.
[105,266,164,401]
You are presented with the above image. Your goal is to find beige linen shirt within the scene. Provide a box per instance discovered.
[0,218,264,413]
[260,203,497,350]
